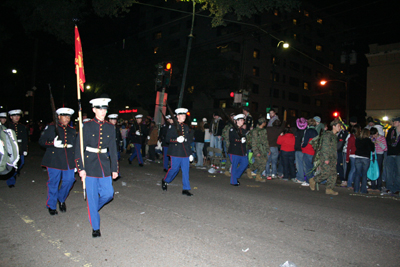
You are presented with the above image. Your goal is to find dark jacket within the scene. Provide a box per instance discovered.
[337,129,349,151]
[129,123,146,144]
[8,122,28,155]
[355,138,375,158]
[386,127,400,156]
[39,123,76,170]
[294,129,305,151]
[160,123,170,147]
[266,121,286,147]
[75,117,118,177]
[228,127,248,156]
[211,118,225,136]
[166,123,193,157]
[194,129,205,143]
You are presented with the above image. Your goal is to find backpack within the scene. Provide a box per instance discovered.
[0,124,20,175]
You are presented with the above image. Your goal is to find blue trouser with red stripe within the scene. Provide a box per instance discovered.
[85,175,114,231]
[129,143,143,164]
[229,154,248,185]
[163,146,169,170]
[46,167,75,210]
[163,156,190,190]
[6,155,24,187]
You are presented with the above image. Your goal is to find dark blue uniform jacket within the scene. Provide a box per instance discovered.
[39,123,76,170]
[228,127,248,156]
[74,118,118,177]
[166,123,193,157]
[8,123,28,155]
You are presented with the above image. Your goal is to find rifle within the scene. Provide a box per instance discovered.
[166,103,182,136]
[48,84,60,137]
[159,110,168,124]
[220,108,243,138]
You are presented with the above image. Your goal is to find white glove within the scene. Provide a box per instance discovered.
[74,168,77,173]
[241,137,246,143]
[135,130,141,136]
[177,136,185,143]
[189,155,194,162]
[23,151,28,156]
[54,136,63,148]
[66,144,73,148]
[147,136,150,140]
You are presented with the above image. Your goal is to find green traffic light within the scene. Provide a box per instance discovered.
[193,118,197,122]
[245,102,249,107]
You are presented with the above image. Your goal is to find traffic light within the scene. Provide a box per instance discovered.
[186,111,191,116]
[333,111,339,118]
[162,62,172,88]
[244,102,249,107]
[230,92,234,98]
[193,118,197,122]
[155,62,164,88]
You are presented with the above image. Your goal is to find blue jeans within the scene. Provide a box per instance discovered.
[354,157,370,193]
[303,153,314,181]
[385,155,400,192]
[281,151,295,179]
[347,157,357,188]
[295,151,305,182]
[265,147,279,176]
[211,136,222,157]
[195,142,204,166]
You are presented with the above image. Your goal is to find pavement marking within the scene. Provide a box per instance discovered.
[0,198,93,267]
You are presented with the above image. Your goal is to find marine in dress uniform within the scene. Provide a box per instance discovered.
[75,98,118,238]
[128,114,145,166]
[6,109,28,188]
[39,108,76,215]
[160,115,173,172]
[108,114,122,179]
[228,114,249,186]
[161,108,194,196]
[0,112,7,125]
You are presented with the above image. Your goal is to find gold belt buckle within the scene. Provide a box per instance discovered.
[97,148,101,153]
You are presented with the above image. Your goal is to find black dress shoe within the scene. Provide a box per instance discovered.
[128,159,132,164]
[230,181,240,186]
[182,190,193,196]
[59,202,66,213]
[163,169,168,172]
[139,163,143,167]
[48,208,58,216]
[8,185,15,188]
[92,229,101,238]
[161,179,167,191]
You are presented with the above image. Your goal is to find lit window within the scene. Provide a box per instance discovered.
[293,19,297,25]
[303,82,309,90]
[253,49,260,59]
[154,32,162,39]
[304,10,309,17]
[293,33,297,40]
[219,100,226,109]
[253,67,260,77]
[317,18,323,24]
[153,47,159,54]
[316,44,322,51]
[274,10,279,16]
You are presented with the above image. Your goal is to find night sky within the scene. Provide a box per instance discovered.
[1,0,399,123]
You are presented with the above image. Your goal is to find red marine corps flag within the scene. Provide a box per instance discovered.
[75,26,85,92]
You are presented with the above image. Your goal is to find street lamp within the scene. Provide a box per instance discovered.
[319,79,348,123]
[269,41,289,112]
[12,69,17,74]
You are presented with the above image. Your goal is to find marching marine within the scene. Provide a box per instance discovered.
[39,108,76,215]
[161,108,194,196]
[75,97,118,237]
[128,114,145,166]
[0,112,7,125]
[108,114,122,179]
[6,109,28,188]
[228,114,248,186]
[160,115,173,172]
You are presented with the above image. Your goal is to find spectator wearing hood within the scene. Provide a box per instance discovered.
[314,116,324,135]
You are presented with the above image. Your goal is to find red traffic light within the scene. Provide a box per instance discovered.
[230,92,234,98]
[186,112,191,116]
[164,62,172,71]
[333,111,339,117]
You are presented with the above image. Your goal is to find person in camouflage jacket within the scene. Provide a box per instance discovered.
[247,117,270,182]
[309,119,342,195]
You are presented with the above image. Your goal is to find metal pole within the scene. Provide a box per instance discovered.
[177,0,195,108]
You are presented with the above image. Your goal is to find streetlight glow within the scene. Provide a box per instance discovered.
[12,69,17,74]
[320,80,327,85]
[383,116,389,121]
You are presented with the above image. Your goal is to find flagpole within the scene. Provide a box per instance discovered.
[76,65,86,200]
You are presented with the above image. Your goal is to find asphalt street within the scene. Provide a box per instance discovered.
[1,143,400,267]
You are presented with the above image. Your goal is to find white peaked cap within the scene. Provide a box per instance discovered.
[56,107,74,116]
[108,114,118,119]
[175,108,188,114]
[89,98,111,108]
[0,112,7,118]
[8,109,22,116]
[135,114,143,119]
[234,114,245,120]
